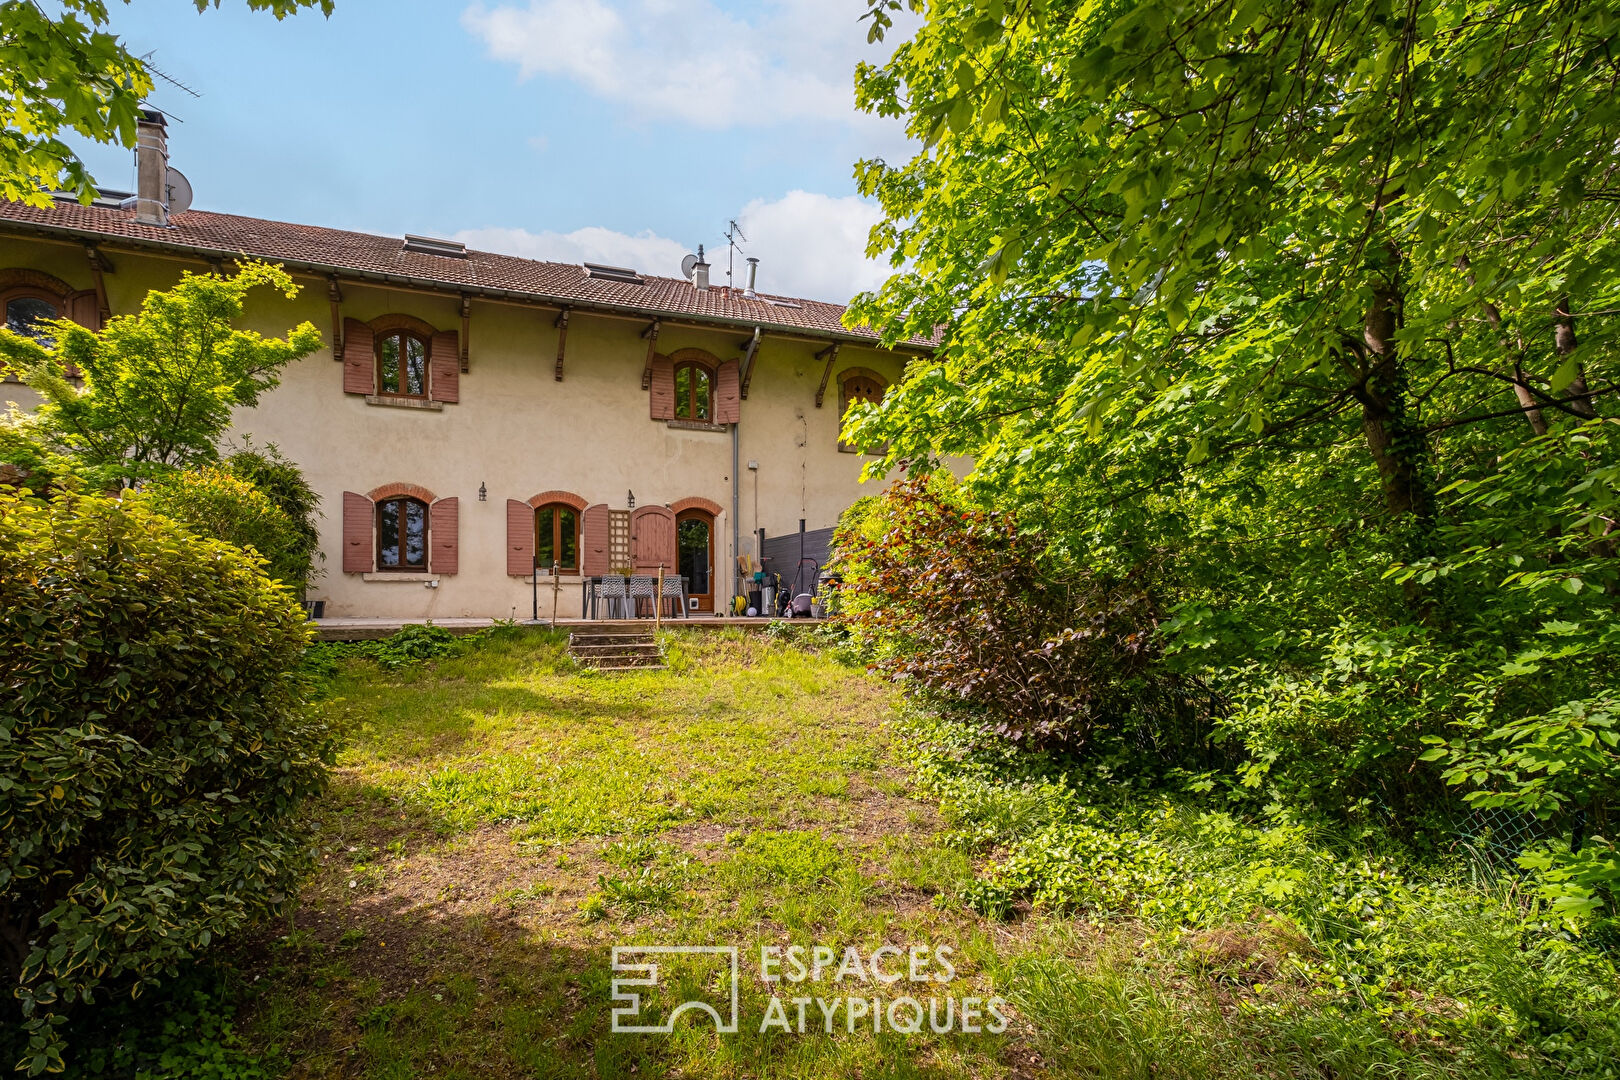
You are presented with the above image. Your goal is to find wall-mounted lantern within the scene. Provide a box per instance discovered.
[478,482,487,502]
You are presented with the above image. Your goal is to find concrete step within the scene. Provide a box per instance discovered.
[575,650,662,664]
[569,633,655,647]
[568,629,662,673]
[569,641,660,655]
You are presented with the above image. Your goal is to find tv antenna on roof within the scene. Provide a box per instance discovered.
[140,53,201,99]
[724,219,747,290]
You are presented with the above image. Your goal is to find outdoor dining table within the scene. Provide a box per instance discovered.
[579,574,688,620]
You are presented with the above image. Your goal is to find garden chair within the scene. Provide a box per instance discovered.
[627,575,656,619]
[660,574,687,618]
[593,574,629,620]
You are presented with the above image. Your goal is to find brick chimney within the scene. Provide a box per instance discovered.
[133,110,169,227]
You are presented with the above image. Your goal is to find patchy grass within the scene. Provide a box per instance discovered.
[61,627,1608,1079]
[230,629,1019,1079]
[329,630,885,841]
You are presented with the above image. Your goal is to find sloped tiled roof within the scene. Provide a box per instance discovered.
[0,198,922,348]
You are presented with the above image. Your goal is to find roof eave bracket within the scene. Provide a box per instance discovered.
[459,293,472,372]
[328,275,344,361]
[738,326,762,400]
[813,342,841,408]
[639,319,662,389]
[554,306,570,382]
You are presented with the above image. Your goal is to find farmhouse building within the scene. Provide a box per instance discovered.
[0,114,922,619]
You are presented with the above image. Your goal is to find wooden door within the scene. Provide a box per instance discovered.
[630,505,677,573]
[676,509,715,612]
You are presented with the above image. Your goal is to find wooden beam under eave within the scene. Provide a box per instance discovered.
[813,342,841,408]
[84,244,111,325]
[327,275,344,361]
[639,318,662,389]
[738,327,762,400]
[554,306,570,381]
[459,294,471,372]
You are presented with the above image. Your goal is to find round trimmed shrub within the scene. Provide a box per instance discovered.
[0,491,331,1074]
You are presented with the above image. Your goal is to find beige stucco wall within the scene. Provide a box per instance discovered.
[0,232,908,617]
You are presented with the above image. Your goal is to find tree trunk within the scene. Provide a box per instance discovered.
[1555,294,1597,419]
[1462,255,1547,436]
[1358,282,1432,520]
[1479,297,1548,435]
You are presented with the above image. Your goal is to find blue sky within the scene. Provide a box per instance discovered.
[70,0,914,302]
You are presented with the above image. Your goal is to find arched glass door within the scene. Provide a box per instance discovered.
[676,509,713,612]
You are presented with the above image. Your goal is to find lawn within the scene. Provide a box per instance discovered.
[237,628,1023,1080]
[110,627,1614,1080]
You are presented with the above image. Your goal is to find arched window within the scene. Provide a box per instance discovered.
[535,502,579,573]
[4,293,60,342]
[838,369,888,452]
[377,496,429,571]
[377,331,429,397]
[673,359,713,422]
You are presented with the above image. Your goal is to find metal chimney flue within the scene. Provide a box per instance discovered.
[744,257,759,299]
[693,244,710,292]
[133,110,169,228]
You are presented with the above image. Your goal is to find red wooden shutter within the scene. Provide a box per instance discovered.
[430,497,459,575]
[581,503,611,577]
[342,491,372,573]
[715,358,740,424]
[430,329,459,403]
[649,354,675,419]
[506,498,534,576]
[630,505,677,571]
[66,290,100,330]
[342,318,375,395]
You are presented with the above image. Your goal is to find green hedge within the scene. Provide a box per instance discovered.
[0,491,332,1074]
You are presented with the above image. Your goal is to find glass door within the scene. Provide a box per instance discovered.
[676,510,714,613]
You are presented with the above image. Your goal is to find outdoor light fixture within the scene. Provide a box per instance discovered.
[478,482,487,502]
[627,489,636,509]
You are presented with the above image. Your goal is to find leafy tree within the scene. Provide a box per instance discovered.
[852,0,1616,515]
[0,261,321,487]
[1,0,334,206]
[846,0,1619,911]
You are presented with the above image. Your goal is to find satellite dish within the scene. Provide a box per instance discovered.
[164,167,193,216]
[680,253,699,281]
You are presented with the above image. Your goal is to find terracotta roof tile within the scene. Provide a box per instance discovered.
[0,198,921,347]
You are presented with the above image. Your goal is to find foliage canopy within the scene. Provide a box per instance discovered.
[845,0,1620,918]
[0,0,334,206]
[0,261,321,488]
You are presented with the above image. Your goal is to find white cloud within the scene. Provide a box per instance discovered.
[460,0,904,130]
[736,190,888,303]
[453,224,690,275]
[454,190,891,305]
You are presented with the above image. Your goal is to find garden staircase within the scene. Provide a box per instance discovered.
[568,630,663,672]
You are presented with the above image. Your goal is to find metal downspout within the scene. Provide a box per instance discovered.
[731,416,741,616]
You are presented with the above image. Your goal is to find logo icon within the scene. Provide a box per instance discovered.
[610,946,740,1034]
